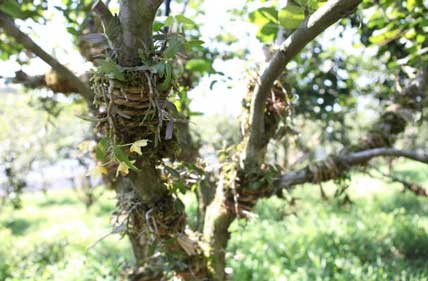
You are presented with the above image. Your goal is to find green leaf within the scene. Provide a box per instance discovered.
[0,0,26,19]
[187,39,205,47]
[174,200,185,212]
[153,21,164,32]
[185,59,213,73]
[249,7,278,24]
[164,35,184,58]
[189,111,203,116]
[248,7,279,43]
[306,0,327,11]
[152,63,165,77]
[95,58,125,81]
[66,27,79,36]
[175,15,196,27]
[160,62,172,91]
[113,145,138,171]
[210,80,218,90]
[278,3,305,29]
[165,15,174,27]
[165,166,180,178]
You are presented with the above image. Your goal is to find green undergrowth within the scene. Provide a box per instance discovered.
[0,161,427,280]
[0,188,131,281]
[227,161,428,280]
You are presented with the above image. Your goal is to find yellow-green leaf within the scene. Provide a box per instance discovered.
[407,0,416,11]
[369,28,401,45]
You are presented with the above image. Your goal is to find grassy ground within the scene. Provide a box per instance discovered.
[1,161,427,280]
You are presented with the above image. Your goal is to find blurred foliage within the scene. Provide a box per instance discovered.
[193,115,241,150]
[345,0,428,107]
[0,93,91,207]
[357,0,428,70]
[0,164,427,280]
[0,0,47,61]
[0,0,42,61]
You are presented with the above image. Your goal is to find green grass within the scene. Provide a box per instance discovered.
[0,161,427,280]
[0,189,131,281]
[227,161,428,280]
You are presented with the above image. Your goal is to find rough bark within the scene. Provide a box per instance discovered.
[203,180,234,281]
[93,1,213,279]
[93,0,164,66]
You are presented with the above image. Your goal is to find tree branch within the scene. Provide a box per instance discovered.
[7,70,91,94]
[371,168,428,197]
[243,0,362,168]
[8,70,46,89]
[0,12,93,103]
[277,147,428,189]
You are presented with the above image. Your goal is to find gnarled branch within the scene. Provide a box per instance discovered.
[277,147,428,189]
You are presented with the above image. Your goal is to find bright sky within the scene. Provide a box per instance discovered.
[0,0,366,117]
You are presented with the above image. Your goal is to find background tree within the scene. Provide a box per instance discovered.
[1,0,428,280]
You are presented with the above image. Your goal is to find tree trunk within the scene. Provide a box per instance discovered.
[202,179,234,280]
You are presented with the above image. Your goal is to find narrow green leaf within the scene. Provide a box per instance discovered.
[164,36,184,58]
[113,145,138,171]
[152,62,165,77]
[160,62,172,91]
